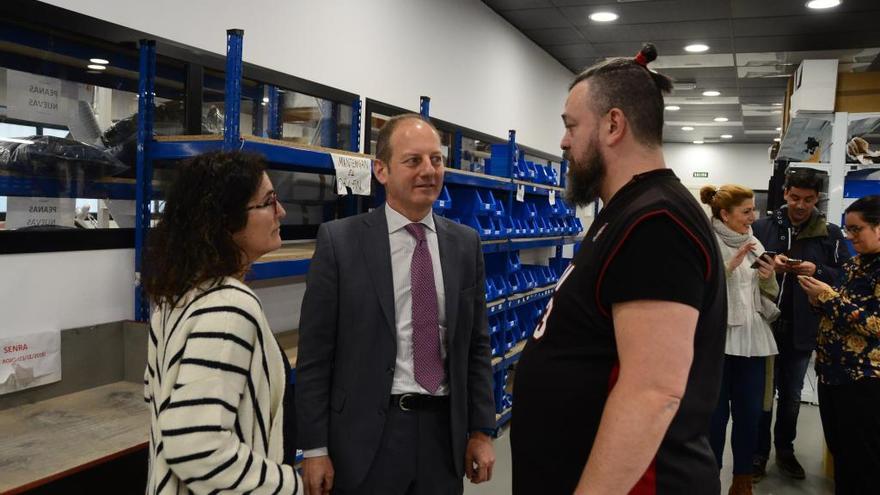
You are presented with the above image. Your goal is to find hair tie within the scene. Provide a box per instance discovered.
[634,43,658,68]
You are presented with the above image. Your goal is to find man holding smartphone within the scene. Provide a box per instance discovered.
[751,169,849,481]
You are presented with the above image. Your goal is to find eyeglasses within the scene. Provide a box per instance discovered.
[246,191,279,213]
[844,224,866,235]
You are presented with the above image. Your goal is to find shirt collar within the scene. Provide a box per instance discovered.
[384,203,436,234]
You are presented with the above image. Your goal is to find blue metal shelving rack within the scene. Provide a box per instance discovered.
[133,29,365,321]
[417,106,581,434]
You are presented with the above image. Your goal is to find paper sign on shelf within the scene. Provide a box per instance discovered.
[6,70,88,129]
[549,190,556,205]
[330,153,372,196]
[0,330,62,395]
[516,185,525,202]
[5,197,75,230]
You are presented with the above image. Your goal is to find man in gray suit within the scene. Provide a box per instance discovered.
[296,114,496,495]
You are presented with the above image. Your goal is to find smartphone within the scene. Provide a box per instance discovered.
[785,258,804,265]
[750,251,777,269]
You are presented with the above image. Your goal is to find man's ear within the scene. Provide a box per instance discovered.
[374,159,388,185]
[604,108,627,146]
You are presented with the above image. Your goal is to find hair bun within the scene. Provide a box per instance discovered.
[699,185,718,205]
[640,43,658,64]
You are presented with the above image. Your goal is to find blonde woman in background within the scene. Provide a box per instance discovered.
[701,185,780,495]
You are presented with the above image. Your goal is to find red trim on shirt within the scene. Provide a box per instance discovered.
[595,209,712,319]
[607,361,658,495]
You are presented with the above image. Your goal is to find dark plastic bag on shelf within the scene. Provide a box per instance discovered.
[0,135,128,179]
[100,101,225,175]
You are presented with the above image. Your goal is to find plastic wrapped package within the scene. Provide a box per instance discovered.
[0,135,127,179]
[100,101,225,174]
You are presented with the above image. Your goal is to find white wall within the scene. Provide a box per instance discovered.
[0,250,134,338]
[42,0,573,153]
[4,0,574,338]
[664,143,774,191]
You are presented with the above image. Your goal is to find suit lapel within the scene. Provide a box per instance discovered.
[361,208,396,336]
[435,214,460,344]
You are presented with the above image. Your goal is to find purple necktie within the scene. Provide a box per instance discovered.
[405,223,444,394]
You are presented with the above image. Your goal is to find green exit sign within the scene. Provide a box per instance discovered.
[693,172,709,178]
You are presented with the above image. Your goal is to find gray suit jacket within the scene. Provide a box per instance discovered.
[296,206,495,490]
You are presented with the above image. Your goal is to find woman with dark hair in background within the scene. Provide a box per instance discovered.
[799,195,880,494]
[701,185,779,495]
[142,151,301,494]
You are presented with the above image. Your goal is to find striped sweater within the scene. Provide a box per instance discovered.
[144,277,300,494]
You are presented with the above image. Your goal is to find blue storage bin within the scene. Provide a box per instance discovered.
[501,392,513,412]
[546,166,560,187]
[521,269,537,290]
[493,370,507,412]
[491,274,510,298]
[507,252,521,272]
[498,215,514,237]
[493,196,505,218]
[523,161,538,182]
[505,315,518,351]
[485,278,498,301]
[490,217,503,239]
[534,164,550,185]
[506,272,521,294]
[449,188,495,216]
[433,185,451,212]
[461,215,493,239]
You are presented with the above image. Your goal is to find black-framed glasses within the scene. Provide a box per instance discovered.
[246,191,279,213]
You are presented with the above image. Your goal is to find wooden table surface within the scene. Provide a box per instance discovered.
[0,382,149,494]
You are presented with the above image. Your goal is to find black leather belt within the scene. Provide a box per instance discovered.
[390,393,449,411]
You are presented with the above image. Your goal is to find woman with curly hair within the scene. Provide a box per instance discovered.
[799,195,880,494]
[142,151,301,494]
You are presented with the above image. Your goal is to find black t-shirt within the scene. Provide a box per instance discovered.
[601,214,706,310]
[511,169,726,495]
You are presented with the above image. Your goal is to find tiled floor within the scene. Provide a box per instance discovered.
[466,403,833,495]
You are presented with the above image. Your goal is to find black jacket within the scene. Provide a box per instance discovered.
[753,207,850,351]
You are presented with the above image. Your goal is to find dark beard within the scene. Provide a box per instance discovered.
[564,145,606,207]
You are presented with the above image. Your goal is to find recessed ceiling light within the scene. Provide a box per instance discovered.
[714,117,729,122]
[87,64,106,70]
[685,43,709,53]
[589,12,618,22]
[262,97,270,103]
[721,134,733,139]
[693,140,705,144]
[665,105,681,111]
[89,58,109,65]
[776,127,782,131]
[702,90,721,97]
[806,0,841,9]
[773,138,781,142]
[682,126,695,131]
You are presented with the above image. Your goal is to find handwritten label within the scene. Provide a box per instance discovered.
[549,190,556,205]
[0,331,61,395]
[330,153,372,196]
[516,185,525,202]
[5,197,75,230]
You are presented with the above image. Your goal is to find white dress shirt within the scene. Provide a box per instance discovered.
[385,203,449,396]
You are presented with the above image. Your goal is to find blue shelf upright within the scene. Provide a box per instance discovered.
[223,29,244,151]
[134,39,156,322]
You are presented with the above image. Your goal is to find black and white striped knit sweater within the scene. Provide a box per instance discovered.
[144,277,300,494]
